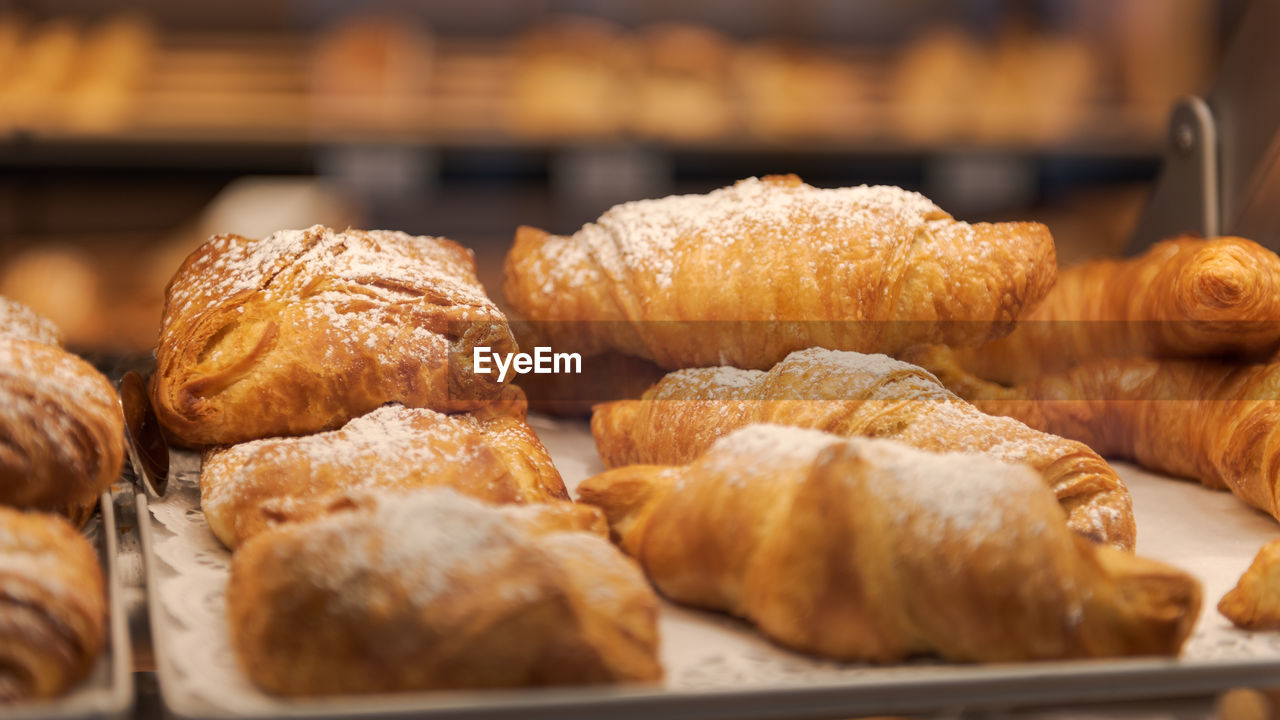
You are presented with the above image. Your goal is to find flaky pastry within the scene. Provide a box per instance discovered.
[504,174,1056,370]
[228,488,662,695]
[592,347,1134,549]
[578,426,1199,662]
[152,225,517,446]
[200,402,568,549]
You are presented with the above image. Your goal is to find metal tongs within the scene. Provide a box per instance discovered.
[120,370,169,497]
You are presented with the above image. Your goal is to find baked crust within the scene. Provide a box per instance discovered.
[152,225,517,446]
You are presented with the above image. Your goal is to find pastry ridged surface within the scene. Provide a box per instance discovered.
[228,488,662,696]
[504,174,1056,369]
[200,403,569,549]
[153,225,518,446]
[578,426,1199,663]
[0,337,123,525]
[0,507,105,701]
[592,347,1134,549]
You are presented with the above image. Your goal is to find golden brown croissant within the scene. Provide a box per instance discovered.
[152,225,518,446]
[0,507,106,702]
[913,346,1280,523]
[200,402,569,549]
[0,337,123,526]
[0,295,62,346]
[503,174,1056,370]
[578,425,1199,662]
[955,236,1280,385]
[228,488,662,696]
[1220,539,1280,630]
[592,347,1135,549]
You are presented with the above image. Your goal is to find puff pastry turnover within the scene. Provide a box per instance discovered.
[592,347,1135,549]
[504,174,1056,370]
[0,507,105,702]
[228,488,662,696]
[152,225,517,446]
[0,336,123,525]
[200,402,568,549]
[578,425,1199,662]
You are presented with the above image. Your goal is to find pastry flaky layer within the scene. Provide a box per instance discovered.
[954,235,1280,385]
[152,225,518,447]
[0,507,106,702]
[592,347,1135,550]
[914,346,1280,526]
[0,337,123,526]
[200,401,569,549]
[578,426,1200,663]
[503,174,1056,370]
[228,488,662,696]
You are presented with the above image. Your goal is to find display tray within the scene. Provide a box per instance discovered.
[9,489,134,720]
[141,415,1280,720]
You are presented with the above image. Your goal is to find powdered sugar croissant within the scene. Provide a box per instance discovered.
[504,174,1056,370]
[592,347,1135,549]
[578,426,1199,662]
[153,225,517,446]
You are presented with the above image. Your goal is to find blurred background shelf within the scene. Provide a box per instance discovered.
[0,0,1242,355]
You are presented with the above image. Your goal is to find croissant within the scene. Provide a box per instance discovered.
[152,225,518,446]
[955,236,1280,385]
[579,425,1199,662]
[0,336,123,526]
[503,174,1056,370]
[228,488,662,695]
[592,347,1135,549]
[0,507,106,702]
[911,346,1280,523]
[200,401,568,549]
[0,295,62,346]
[1220,539,1280,630]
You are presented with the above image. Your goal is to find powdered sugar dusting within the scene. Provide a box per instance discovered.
[0,338,120,467]
[0,296,61,346]
[161,225,499,351]
[559,177,948,290]
[850,438,1043,535]
[709,424,841,467]
[202,404,535,516]
[273,488,627,614]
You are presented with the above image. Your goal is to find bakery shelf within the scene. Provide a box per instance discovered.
[136,417,1280,719]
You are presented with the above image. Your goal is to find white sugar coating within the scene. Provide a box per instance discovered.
[282,488,611,613]
[708,423,842,466]
[780,347,930,382]
[846,437,1044,535]
[202,404,528,512]
[562,177,948,289]
[163,225,496,336]
[0,296,60,346]
[0,338,119,467]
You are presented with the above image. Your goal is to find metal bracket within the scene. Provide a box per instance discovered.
[1128,96,1219,252]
